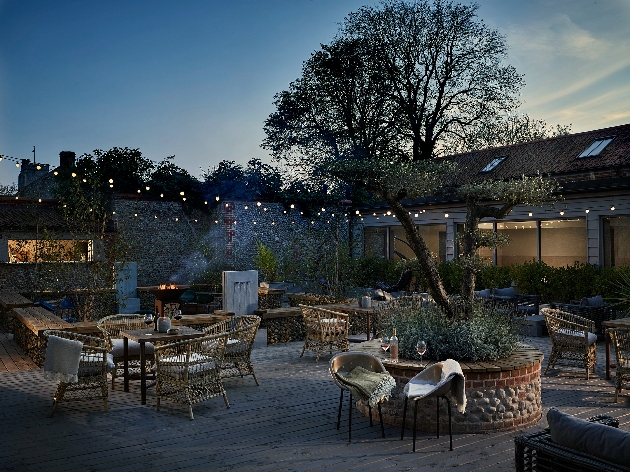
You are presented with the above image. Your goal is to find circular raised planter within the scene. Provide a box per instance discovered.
[351,340,544,433]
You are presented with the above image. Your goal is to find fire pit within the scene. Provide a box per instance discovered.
[147,284,190,316]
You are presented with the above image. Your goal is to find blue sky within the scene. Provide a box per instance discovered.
[1,0,629,187]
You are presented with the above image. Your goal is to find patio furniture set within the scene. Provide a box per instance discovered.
[43,313,261,420]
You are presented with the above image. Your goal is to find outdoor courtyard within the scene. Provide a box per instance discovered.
[1,330,628,472]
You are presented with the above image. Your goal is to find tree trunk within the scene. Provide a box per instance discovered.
[461,198,479,315]
[385,197,456,319]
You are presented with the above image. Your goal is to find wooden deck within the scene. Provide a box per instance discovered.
[0,331,628,471]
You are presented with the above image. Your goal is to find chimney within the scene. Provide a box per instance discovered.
[18,159,50,192]
[59,151,76,169]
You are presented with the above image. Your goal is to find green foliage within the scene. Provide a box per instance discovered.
[351,256,400,289]
[148,156,206,212]
[437,260,464,295]
[380,302,518,362]
[478,265,512,290]
[254,242,280,282]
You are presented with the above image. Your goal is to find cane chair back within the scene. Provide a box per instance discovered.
[97,314,153,388]
[299,305,349,362]
[43,330,109,417]
[608,328,630,402]
[154,331,229,420]
[203,315,261,384]
[542,308,597,379]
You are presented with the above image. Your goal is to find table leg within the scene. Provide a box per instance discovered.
[140,340,146,405]
[124,337,129,392]
[366,312,371,341]
[606,331,611,380]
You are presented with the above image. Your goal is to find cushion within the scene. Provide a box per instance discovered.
[557,328,597,345]
[474,289,492,299]
[493,287,515,298]
[159,353,217,379]
[111,338,154,357]
[547,408,630,467]
[582,295,605,307]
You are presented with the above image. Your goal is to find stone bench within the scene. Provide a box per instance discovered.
[12,307,99,367]
[255,307,304,344]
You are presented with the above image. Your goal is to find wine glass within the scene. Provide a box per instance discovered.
[144,313,154,329]
[416,340,427,365]
[380,336,390,353]
[174,309,182,321]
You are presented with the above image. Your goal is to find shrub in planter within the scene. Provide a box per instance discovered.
[380,301,519,362]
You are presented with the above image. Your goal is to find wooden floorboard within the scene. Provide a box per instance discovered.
[0,331,629,471]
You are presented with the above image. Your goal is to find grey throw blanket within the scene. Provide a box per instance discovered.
[335,366,396,407]
[44,335,82,383]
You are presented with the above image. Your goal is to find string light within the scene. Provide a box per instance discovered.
[585,209,590,213]
[215,196,220,202]
[204,201,208,205]
[560,211,564,216]
[257,202,261,206]
[290,204,294,209]
[180,191,185,196]
[137,190,141,193]
[182,197,186,201]
[244,205,248,210]
[36,165,41,170]
[72,173,77,178]
[611,206,616,211]
[445,213,449,218]
[160,193,164,197]
[414,213,418,217]
[109,179,113,184]
[54,171,58,175]
[528,212,533,217]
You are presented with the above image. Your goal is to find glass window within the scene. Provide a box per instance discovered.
[577,136,615,158]
[603,215,630,267]
[456,222,494,262]
[364,227,387,258]
[480,156,506,173]
[540,219,586,267]
[8,239,91,263]
[390,224,446,262]
[496,221,537,266]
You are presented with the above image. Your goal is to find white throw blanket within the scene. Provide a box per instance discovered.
[44,335,83,383]
[440,359,467,413]
[406,359,467,413]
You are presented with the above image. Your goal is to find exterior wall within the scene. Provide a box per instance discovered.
[359,190,630,267]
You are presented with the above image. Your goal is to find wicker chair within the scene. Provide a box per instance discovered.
[43,330,110,417]
[542,308,597,380]
[299,305,349,362]
[608,328,630,402]
[154,331,230,420]
[203,315,261,385]
[97,314,154,389]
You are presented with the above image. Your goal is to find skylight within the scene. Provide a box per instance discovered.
[479,156,506,173]
[577,136,615,158]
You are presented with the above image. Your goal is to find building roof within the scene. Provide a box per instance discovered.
[0,198,69,231]
[441,123,630,185]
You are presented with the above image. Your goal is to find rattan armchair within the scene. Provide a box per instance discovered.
[608,328,630,402]
[299,305,349,362]
[542,308,597,380]
[203,315,261,385]
[97,314,154,389]
[154,331,229,420]
[43,330,110,417]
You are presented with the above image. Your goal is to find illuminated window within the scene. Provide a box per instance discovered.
[496,221,537,266]
[8,239,92,263]
[391,225,446,262]
[540,219,586,267]
[577,136,615,158]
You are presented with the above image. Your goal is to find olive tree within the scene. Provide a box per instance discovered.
[263,0,559,318]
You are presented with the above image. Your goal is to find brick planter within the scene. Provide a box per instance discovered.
[351,341,543,433]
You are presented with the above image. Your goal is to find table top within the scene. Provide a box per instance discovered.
[0,292,34,309]
[602,317,630,328]
[320,303,376,313]
[121,327,204,343]
[172,314,229,326]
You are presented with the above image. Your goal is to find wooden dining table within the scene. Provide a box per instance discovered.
[602,316,630,380]
[121,327,204,405]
